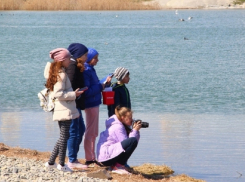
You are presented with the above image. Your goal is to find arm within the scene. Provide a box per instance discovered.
[111,124,128,142]
[65,61,76,90]
[53,72,76,101]
[83,70,103,97]
[129,129,140,141]
[113,88,121,108]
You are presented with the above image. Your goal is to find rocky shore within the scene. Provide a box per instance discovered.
[0,143,205,182]
[0,155,113,182]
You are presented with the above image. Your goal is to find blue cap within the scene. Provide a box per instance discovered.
[68,43,88,59]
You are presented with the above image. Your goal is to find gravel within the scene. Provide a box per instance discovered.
[0,155,114,182]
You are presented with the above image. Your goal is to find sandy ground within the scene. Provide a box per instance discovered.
[146,0,245,9]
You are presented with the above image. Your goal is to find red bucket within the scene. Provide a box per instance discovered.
[102,91,115,105]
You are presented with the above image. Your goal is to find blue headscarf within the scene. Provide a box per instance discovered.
[86,48,99,63]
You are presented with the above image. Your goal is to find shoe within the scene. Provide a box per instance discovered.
[57,164,73,172]
[44,162,57,169]
[85,160,96,165]
[85,160,97,168]
[95,161,104,167]
[124,163,131,168]
[111,163,130,175]
[68,160,87,169]
[85,160,103,166]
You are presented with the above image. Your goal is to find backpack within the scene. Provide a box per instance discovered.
[37,88,55,112]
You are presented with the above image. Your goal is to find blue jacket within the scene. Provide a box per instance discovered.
[83,63,103,108]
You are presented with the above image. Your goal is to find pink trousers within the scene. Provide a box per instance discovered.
[84,106,99,161]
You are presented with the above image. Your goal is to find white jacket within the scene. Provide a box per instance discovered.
[44,62,79,121]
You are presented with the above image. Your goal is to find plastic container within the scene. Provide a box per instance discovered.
[102,91,115,105]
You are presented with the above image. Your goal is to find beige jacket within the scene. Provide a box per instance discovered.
[44,62,79,121]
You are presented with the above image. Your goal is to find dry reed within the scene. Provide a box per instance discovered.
[0,0,160,10]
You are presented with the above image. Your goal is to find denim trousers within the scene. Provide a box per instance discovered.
[101,137,138,166]
[67,109,85,163]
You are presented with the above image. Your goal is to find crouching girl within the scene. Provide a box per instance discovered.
[97,106,141,174]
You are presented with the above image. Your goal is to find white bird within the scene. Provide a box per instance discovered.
[188,16,193,20]
[175,10,178,15]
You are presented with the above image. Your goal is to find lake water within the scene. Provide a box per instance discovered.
[0,10,245,182]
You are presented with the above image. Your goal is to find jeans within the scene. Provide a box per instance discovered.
[101,137,138,166]
[67,109,85,163]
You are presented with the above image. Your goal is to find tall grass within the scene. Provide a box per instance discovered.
[233,0,245,4]
[0,0,160,10]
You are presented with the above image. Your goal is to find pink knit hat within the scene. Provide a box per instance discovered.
[49,48,71,62]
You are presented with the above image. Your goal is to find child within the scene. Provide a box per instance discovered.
[66,43,88,169]
[97,106,141,174]
[83,48,112,166]
[44,48,83,172]
[108,67,131,117]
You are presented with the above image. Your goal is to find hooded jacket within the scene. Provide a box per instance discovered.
[44,62,79,121]
[96,114,140,162]
[83,63,103,108]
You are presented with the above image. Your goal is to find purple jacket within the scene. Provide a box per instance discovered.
[96,115,140,162]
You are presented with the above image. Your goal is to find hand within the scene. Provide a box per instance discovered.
[101,83,106,90]
[133,120,142,131]
[75,88,84,97]
[105,76,112,84]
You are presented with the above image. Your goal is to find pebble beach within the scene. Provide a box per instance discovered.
[0,155,112,182]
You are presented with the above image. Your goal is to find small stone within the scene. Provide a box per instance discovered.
[12,167,18,173]
[87,169,112,180]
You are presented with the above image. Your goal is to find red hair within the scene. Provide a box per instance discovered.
[45,62,63,91]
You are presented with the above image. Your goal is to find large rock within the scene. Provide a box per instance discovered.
[86,169,112,180]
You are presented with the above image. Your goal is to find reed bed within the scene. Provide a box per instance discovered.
[0,0,160,10]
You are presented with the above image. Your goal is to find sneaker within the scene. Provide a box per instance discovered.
[111,163,130,175]
[85,160,97,168]
[85,160,96,165]
[85,160,103,166]
[124,163,131,168]
[95,161,104,167]
[68,160,87,169]
[44,162,57,169]
[57,164,73,172]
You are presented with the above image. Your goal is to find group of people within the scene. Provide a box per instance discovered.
[43,43,142,175]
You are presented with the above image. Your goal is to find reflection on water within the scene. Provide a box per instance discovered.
[0,110,245,182]
[0,112,21,145]
[159,114,245,182]
[44,113,59,150]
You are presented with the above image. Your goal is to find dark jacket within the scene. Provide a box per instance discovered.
[65,60,86,110]
[107,83,131,117]
[83,63,103,108]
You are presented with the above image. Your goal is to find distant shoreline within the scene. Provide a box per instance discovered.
[0,7,245,11]
[1,0,244,11]
[148,0,245,9]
